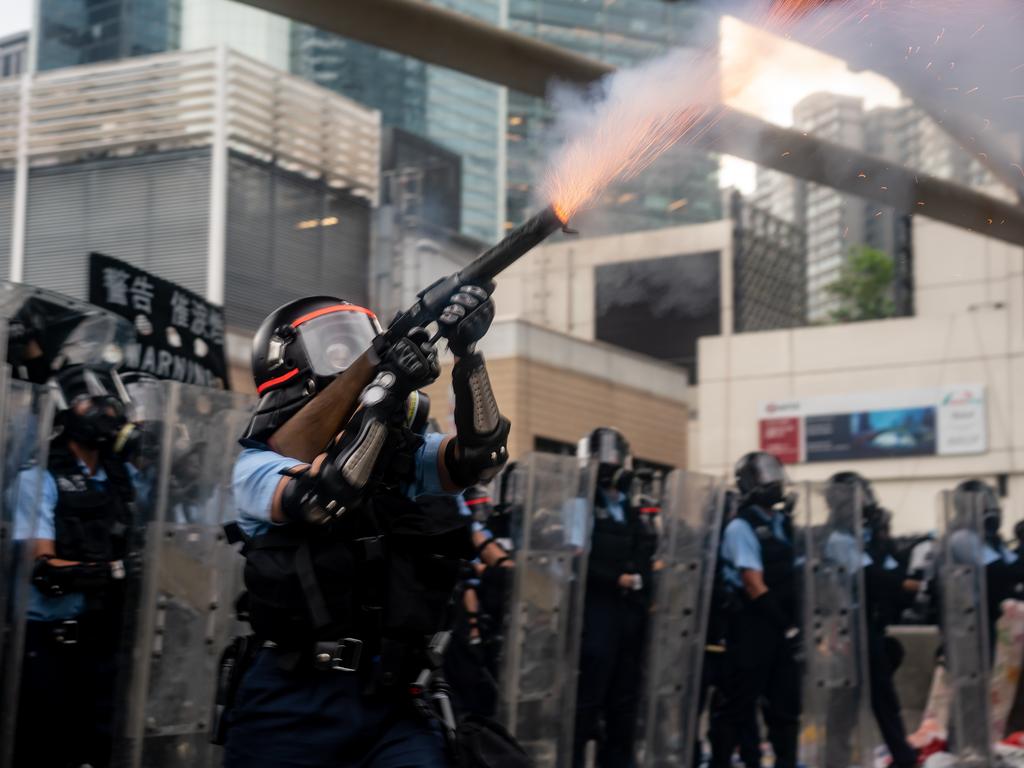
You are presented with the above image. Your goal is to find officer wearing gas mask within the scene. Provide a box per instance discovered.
[951,479,1021,644]
[709,451,801,768]
[823,472,919,768]
[573,427,657,768]
[12,364,142,768]
[223,291,509,768]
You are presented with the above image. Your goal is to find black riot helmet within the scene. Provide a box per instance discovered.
[51,364,132,451]
[581,427,634,492]
[241,296,383,445]
[734,451,786,508]
[826,471,883,531]
[953,479,1002,537]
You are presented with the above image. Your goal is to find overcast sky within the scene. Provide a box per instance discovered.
[1,0,32,38]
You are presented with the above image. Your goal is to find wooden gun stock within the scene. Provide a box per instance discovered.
[266,350,376,463]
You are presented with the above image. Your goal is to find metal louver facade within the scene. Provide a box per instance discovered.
[0,172,13,280]
[225,152,371,332]
[24,149,211,299]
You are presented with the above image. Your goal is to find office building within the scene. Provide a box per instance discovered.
[0,48,380,366]
[0,32,29,79]
[36,0,182,71]
[290,1,507,242]
[505,0,721,234]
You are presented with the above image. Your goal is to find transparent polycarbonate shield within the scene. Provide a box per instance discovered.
[497,452,595,768]
[0,282,134,376]
[0,373,56,768]
[798,482,873,768]
[113,381,252,768]
[938,489,993,767]
[637,470,725,768]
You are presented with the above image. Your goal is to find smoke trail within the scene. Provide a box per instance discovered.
[540,0,1024,221]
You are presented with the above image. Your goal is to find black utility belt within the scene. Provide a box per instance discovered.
[262,637,365,673]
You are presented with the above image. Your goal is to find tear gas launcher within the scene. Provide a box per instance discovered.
[269,205,568,462]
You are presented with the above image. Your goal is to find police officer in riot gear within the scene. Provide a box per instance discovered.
[709,451,801,768]
[823,472,918,768]
[223,291,510,767]
[951,479,1021,644]
[12,364,142,768]
[445,485,514,717]
[573,427,657,768]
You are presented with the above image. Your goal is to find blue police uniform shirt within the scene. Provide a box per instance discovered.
[13,459,142,623]
[234,432,452,539]
[597,487,626,524]
[720,506,790,591]
[949,529,1019,567]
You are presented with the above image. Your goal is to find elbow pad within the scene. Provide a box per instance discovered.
[279,399,390,525]
[32,558,123,596]
[449,353,510,487]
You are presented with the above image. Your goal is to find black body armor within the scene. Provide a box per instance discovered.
[49,441,135,563]
[587,492,656,605]
[737,504,797,622]
[236,426,474,673]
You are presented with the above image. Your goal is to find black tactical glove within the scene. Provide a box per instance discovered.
[375,327,441,403]
[438,283,496,357]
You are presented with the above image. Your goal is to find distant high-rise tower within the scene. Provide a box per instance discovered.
[505,0,721,235]
[36,0,182,71]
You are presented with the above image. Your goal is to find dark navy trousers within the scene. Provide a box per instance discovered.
[224,650,449,768]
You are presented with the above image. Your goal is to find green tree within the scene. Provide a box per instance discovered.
[825,245,896,323]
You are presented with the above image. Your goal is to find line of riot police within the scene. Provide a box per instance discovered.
[4,279,1024,768]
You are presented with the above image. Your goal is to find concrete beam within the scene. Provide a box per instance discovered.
[239,0,1024,246]
[242,0,611,96]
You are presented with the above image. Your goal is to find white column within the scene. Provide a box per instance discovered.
[205,45,229,305]
[10,72,31,283]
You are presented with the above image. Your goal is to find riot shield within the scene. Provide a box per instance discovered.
[0,282,134,379]
[637,470,725,768]
[112,381,252,768]
[496,452,595,767]
[937,488,994,766]
[0,372,56,768]
[798,482,873,768]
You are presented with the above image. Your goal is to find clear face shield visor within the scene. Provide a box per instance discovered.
[275,305,382,378]
[51,367,130,415]
[594,431,633,471]
[750,452,786,487]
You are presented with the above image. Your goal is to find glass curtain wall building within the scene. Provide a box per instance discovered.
[291,0,507,242]
[37,0,182,71]
[506,0,721,235]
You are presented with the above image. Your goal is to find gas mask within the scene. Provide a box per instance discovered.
[63,395,130,450]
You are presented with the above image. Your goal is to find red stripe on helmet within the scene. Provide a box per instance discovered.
[465,497,492,506]
[290,304,377,329]
[257,367,300,394]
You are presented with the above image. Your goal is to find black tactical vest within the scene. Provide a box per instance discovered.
[236,428,474,666]
[587,492,656,604]
[737,504,797,618]
[48,442,135,563]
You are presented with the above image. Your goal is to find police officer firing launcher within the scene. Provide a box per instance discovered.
[709,451,802,768]
[223,289,510,768]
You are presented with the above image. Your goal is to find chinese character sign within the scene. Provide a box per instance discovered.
[89,253,229,388]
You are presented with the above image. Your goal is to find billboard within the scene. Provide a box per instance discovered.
[758,385,986,464]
